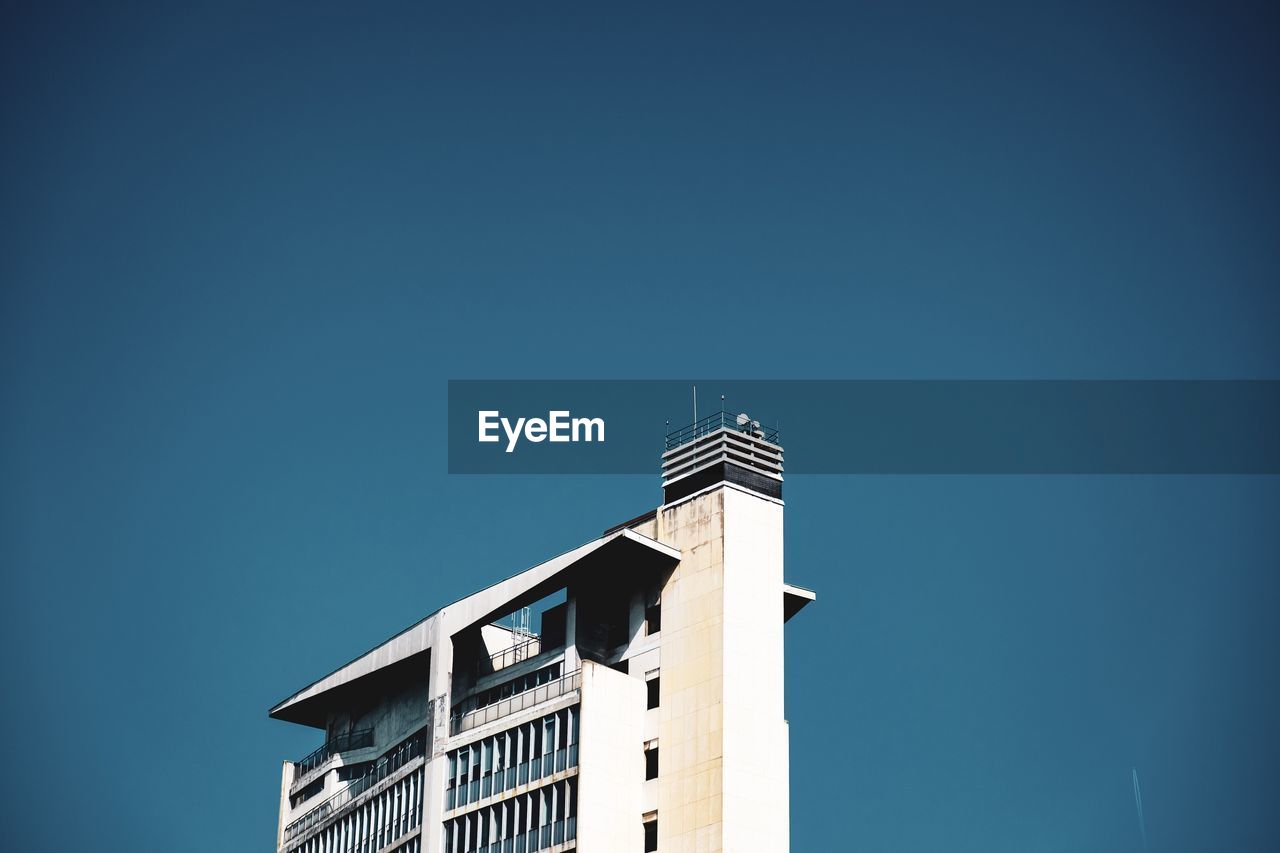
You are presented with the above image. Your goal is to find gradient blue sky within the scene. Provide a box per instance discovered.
[2,3,1277,851]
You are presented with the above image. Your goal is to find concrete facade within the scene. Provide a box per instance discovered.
[269,423,812,853]
[576,663,645,850]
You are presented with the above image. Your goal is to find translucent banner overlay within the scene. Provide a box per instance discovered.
[447,380,1280,474]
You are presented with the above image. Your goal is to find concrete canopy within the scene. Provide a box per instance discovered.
[783,582,816,622]
[269,528,681,728]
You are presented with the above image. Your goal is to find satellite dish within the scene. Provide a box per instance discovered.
[736,412,751,428]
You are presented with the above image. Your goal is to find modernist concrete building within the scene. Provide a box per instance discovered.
[269,413,815,853]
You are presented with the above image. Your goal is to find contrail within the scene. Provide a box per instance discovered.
[1132,767,1148,849]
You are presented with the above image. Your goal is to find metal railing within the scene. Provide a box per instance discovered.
[450,670,581,736]
[293,727,375,780]
[664,411,780,451]
[284,732,426,843]
[479,636,542,678]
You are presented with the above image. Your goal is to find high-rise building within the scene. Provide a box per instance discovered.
[269,414,815,853]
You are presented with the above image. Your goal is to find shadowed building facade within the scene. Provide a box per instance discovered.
[269,415,814,853]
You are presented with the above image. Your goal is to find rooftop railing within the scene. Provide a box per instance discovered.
[478,636,542,678]
[664,411,780,451]
[293,727,374,780]
[284,732,426,844]
[450,670,581,736]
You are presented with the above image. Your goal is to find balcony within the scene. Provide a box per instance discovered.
[478,636,542,679]
[284,732,426,844]
[664,411,780,451]
[293,727,374,781]
[450,670,581,736]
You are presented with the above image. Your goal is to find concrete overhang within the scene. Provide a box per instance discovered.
[783,583,816,622]
[269,528,681,729]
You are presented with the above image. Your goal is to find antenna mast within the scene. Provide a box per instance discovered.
[510,607,531,646]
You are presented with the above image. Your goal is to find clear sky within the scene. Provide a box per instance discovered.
[2,2,1277,851]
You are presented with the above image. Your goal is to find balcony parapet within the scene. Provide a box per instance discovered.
[478,636,541,678]
[450,670,581,736]
[293,727,374,783]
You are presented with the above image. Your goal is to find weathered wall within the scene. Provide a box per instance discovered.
[655,483,788,853]
[327,676,431,755]
[656,488,727,853]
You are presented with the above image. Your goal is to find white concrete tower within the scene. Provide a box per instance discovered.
[651,414,799,853]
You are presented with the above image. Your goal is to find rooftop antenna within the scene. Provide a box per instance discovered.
[693,384,698,426]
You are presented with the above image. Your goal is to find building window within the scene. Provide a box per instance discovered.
[645,599,661,635]
[643,815,658,852]
[444,706,580,810]
[290,777,323,808]
[442,778,577,853]
[644,741,659,780]
[337,761,373,782]
[646,676,660,710]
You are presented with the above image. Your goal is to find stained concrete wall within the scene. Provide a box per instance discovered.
[422,620,452,853]
[327,677,431,755]
[656,488,727,853]
[654,483,789,853]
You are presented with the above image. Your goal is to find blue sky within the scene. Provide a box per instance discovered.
[2,3,1277,851]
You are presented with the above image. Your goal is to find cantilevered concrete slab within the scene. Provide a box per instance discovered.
[269,528,680,728]
[783,582,816,622]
